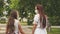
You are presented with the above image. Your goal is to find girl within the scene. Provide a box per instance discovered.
[6,10,25,34]
[32,4,47,34]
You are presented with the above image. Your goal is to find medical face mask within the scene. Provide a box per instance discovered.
[35,10,38,14]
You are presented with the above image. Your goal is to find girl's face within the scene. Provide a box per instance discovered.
[35,7,38,14]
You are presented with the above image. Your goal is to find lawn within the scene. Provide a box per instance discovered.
[48,28,60,34]
[28,27,60,34]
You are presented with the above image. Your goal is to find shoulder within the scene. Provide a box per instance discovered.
[35,14,39,17]
[15,19,19,22]
[34,14,39,19]
[34,14,39,21]
[14,19,19,26]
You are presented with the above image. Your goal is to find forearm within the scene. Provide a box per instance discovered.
[20,30,25,34]
[18,24,25,34]
[32,24,37,34]
[6,26,8,34]
[6,29,8,34]
[32,28,35,34]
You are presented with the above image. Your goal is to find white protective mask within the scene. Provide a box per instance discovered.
[35,10,38,14]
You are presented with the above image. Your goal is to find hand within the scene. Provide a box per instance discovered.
[32,32,34,34]
[21,32,25,34]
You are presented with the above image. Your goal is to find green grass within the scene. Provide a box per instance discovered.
[21,22,27,26]
[28,27,60,34]
[48,28,60,34]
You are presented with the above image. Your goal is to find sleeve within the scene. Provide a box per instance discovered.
[33,15,38,24]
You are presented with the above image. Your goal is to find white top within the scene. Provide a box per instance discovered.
[33,14,47,34]
[33,14,46,29]
[33,14,40,28]
[14,19,19,34]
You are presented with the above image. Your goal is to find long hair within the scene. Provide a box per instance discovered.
[6,10,18,34]
[36,4,46,28]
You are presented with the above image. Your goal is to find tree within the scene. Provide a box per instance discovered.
[0,0,4,16]
[7,0,60,25]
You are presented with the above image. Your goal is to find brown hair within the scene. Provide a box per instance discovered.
[6,10,18,34]
[36,4,46,28]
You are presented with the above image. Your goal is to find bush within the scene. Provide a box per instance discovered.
[0,19,6,24]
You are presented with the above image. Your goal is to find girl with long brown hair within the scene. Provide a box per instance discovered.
[32,4,47,34]
[6,10,25,34]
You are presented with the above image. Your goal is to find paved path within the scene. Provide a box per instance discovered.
[0,24,32,34]
[0,27,32,34]
[0,24,60,34]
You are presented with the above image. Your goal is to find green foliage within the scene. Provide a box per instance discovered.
[0,0,60,25]
[9,0,19,9]
[0,19,6,24]
[0,0,4,16]
[48,28,60,34]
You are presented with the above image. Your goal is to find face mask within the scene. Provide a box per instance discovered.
[35,10,38,14]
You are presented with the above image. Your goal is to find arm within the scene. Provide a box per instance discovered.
[32,22,37,34]
[32,15,38,34]
[6,24,9,34]
[18,23,25,34]
[45,15,49,28]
